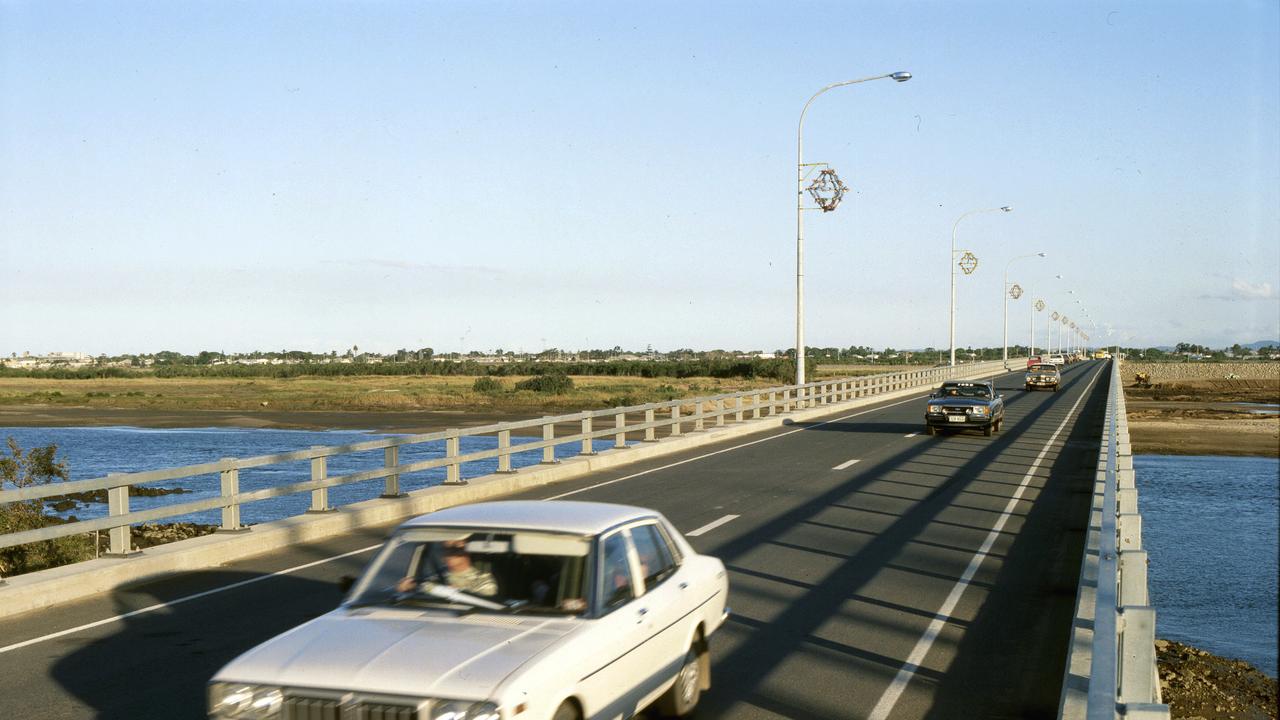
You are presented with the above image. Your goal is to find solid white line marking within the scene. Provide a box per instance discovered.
[9,367,1031,655]
[686,514,740,537]
[864,363,1106,720]
[832,458,862,470]
[904,432,920,438]
[0,544,381,656]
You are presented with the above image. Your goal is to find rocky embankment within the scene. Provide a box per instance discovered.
[45,484,190,512]
[1158,639,1278,719]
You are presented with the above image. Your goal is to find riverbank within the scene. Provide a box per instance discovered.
[1122,368,1279,457]
[1157,639,1278,719]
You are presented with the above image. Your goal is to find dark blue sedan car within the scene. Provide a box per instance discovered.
[924,380,1005,436]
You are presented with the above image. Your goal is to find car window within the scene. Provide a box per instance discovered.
[599,532,636,612]
[1030,364,1056,372]
[630,523,678,592]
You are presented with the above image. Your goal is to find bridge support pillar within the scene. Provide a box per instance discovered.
[1118,605,1164,709]
[1118,487,1138,514]
[1118,513,1142,550]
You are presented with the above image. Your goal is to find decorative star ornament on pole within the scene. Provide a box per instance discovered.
[806,168,849,212]
[1051,311,1060,321]
[1009,283,1023,300]
[958,252,979,275]
[1035,299,1046,312]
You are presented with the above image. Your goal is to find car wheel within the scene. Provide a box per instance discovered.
[552,701,581,720]
[658,644,704,717]
[1025,384,1031,392]
[983,423,993,437]
[926,425,936,436]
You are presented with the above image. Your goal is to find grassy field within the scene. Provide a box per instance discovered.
[811,364,924,378]
[0,374,786,414]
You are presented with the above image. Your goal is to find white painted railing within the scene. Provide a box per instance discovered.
[0,361,1011,575]
[1059,357,1169,719]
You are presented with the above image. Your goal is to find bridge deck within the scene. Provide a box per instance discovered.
[0,361,1110,719]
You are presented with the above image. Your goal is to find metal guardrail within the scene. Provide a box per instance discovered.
[1059,357,1169,719]
[1,361,1012,572]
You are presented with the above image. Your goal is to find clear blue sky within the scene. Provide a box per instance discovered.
[3,0,1277,355]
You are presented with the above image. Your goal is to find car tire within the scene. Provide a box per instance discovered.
[926,425,937,436]
[1025,384,1032,392]
[983,423,993,437]
[552,701,581,720]
[657,643,704,717]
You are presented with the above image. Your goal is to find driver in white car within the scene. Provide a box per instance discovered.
[396,539,498,597]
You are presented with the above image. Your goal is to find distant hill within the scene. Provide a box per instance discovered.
[1245,340,1279,350]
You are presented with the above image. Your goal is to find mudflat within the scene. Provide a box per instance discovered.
[1124,377,1279,457]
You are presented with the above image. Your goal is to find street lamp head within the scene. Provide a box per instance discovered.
[1036,252,1047,257]
[891,71,912,82]
[1000,206,1013,212]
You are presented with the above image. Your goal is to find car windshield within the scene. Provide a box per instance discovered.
[1030,364,1057,372]
[940,384,991,399]
[348,527,591,615]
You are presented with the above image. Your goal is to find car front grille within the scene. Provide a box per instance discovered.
[942,406,971,415]
[283,696,418,720]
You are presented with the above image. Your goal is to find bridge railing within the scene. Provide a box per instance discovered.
[0,360,1011,576]
[1059,356,1169,719]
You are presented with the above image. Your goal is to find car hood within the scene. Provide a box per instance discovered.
[213,607,576,699]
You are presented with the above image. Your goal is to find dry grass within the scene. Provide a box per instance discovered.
[0,375,782,414]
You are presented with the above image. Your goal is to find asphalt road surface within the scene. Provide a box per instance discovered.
[0,360,1110,719]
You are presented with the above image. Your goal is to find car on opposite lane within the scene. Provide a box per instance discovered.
[1025,363,1061,392]
[924,380,1006,437]
[208,501,729,720]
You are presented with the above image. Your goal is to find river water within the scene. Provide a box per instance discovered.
[1,426,618,527]
[1136,454,1279,677]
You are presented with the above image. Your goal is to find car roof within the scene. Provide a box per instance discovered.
[400,500,660,536]
[941,380,993,387]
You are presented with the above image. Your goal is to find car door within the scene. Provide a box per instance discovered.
[573,529,654,720]
[625,521,692,708]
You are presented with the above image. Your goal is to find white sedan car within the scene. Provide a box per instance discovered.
[208,501,729,720]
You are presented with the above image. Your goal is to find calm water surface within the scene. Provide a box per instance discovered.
[2,426,617,527]
[1136,454,1278,677]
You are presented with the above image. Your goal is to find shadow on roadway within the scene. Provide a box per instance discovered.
[694,361,1108,718]
[51,570,346,719]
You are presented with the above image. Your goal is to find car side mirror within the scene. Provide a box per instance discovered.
[338,575,356,593]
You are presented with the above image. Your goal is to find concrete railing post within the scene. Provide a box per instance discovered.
[580,414,596,456]
[715,398,726,427]
[497,429,516,473]
[670,405,682,436]
[445,433,464,484]
[382,446,406,497]
[105,474,137,556]
[752,394,761,419]
[309,448,332,512]
[541,421,558,463]
[1119,550,1149,606]
[1118,606,1160,704]
[735,396,744,423]
[219,460,244,531]
[768,391,777,416]
[614,412,627,449]
[644,409,657,442]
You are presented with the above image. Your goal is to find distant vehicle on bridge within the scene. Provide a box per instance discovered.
[1046,354,1066,366]
[1025,363,1061,392]
[924,380,1006,436]
[207,501,729,720]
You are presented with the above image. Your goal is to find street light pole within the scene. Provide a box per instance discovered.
[1003,252,1045,369]
[796,71,911,391]
[950,206,1012,366]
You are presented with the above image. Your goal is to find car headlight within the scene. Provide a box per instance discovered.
[208,683,283,719]
[433,701,501,720]
[970,407,988,416]
[927,404,943,414]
